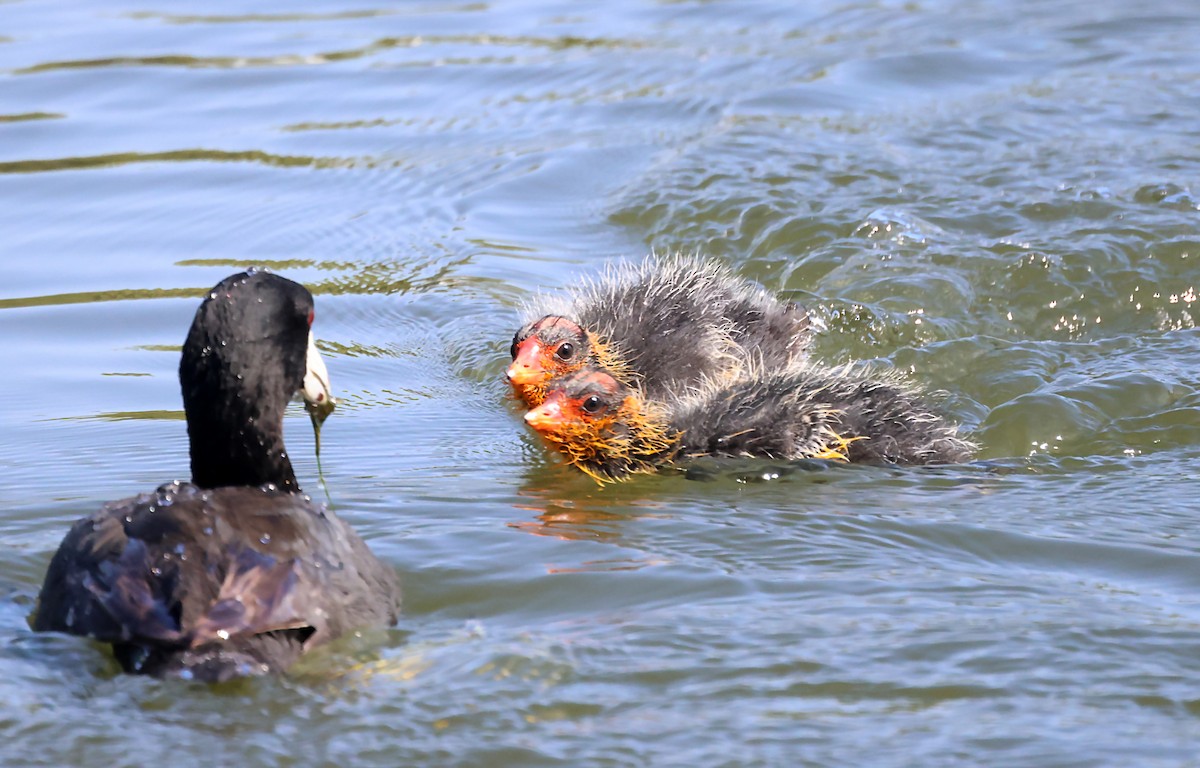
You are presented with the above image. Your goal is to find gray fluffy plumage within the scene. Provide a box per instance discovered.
[523,254,811,400]
[670,363,976,466]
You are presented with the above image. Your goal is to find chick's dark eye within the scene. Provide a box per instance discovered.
[555,342,575,361]
[581,395,603,414]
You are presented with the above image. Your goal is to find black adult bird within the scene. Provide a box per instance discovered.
[32,271,401,681]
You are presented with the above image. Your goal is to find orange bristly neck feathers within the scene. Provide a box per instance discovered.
[544,392,679,483]
[588,335,636,389]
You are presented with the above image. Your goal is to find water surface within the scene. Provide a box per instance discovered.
[3,1,1200,765]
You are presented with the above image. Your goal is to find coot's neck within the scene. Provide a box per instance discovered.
[181,338,301,492]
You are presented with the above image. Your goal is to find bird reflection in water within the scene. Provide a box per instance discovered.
[509,470,672,573]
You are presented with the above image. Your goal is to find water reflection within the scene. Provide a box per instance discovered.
[0,112,64,122]
[126,9,405,24]
[15,32,647,77]
[0,285,204,310]
[510,467,668,548]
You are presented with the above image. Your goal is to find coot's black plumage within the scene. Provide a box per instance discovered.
[33,271,400,681]
[508,255,811,406]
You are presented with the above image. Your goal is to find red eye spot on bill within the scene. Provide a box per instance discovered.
[307,309,315,328]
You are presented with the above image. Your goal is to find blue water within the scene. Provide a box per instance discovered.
[4,1,1200,765]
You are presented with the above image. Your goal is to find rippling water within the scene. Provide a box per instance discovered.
[4,1,1200,765]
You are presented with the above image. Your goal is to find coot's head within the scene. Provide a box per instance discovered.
[507,316,593,404]
[180,270,335,491]
[523,367,676,483]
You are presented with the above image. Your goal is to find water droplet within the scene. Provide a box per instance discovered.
[216,629,230,640]
[174,544,185,555]
[202,526,213,536]
[259,533,271,544]
[208,292,217,300]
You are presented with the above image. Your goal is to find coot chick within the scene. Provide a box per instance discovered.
[508,255,811,406]
[32,271,401,681]
[525,366,975,482]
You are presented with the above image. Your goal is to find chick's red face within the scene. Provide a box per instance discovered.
[524,369,627,437]
[506,316,590,390]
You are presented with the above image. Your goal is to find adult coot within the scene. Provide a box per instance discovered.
[524,365,975,482]
[32,271,401,681]
[507,255,811,406]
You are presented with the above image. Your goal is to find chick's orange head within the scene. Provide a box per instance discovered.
[524,368,628,438]
[507,315,590,389]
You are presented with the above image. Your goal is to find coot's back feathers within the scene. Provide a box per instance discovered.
[35,482,399,679]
